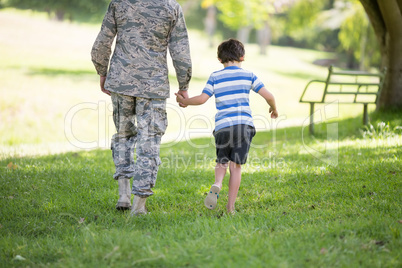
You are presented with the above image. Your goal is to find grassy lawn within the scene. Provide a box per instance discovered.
[1,9,401,267]
[1,114,402,267]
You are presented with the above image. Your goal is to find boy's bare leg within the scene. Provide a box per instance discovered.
[204,163,227,210]
[227,161,242,213]
[213,163,228,189]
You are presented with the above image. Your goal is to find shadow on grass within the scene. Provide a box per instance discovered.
[161,111,401,158]
[27,67,96,76]
[266,110,402,143]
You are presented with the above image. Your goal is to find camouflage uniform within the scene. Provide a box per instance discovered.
[91,0,192,197]
[111,94,167,196]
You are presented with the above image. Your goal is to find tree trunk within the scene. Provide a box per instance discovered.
[55,9,65,21]
[204,5,217,48]
[257,21,271,55]
[377,0,402,109]
[237,26,252,44]
[360,0,402,110]
[359,24,369,71]
[346,49,357,69]
[181,0,198,14]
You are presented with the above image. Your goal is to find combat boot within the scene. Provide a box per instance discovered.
[130,195,147,216]
[116,178,131,210]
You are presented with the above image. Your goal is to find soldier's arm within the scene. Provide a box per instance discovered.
[91,2,117,77]
[168,4,192,91]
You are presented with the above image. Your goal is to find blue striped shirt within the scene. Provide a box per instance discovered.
[202,66,264,131]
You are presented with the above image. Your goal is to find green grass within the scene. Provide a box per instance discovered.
[1,114,401,267]
[1,9,401,267]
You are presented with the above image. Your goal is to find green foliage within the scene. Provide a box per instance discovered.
[338,1,380,69]
[280,0,338,49]
[362,122,402,139]
[214,0,272,30]
[283,0,380,69]
[287,0,327,31]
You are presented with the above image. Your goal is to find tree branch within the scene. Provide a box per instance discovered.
[397,0,402,13]
[359,0,386,47]
[378,0,402,37]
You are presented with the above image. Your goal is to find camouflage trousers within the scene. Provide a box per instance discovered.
[111,93,167,197]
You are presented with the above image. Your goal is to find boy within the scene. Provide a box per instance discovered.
[175,39,278,214]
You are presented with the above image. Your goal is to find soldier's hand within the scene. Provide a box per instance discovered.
[100,76,111,96]
[177,90,188,108]
[101,87,111,96]
[175,93,186,107]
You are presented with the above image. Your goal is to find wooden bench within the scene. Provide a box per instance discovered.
[299,65,386,134]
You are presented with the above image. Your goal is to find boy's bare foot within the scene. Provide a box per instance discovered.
[226,205,236,215]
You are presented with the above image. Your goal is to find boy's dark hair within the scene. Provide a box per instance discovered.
[217,39,245,63]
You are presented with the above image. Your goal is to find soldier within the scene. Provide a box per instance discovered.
[91,0,192,215]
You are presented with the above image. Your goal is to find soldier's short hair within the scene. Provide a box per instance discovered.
[217,39,245,63]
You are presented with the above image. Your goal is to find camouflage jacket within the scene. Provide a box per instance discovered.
[91,0,192,99]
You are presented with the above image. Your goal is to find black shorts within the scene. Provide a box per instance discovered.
[213,124,256,165]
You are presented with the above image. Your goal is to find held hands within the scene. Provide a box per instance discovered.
[175,91,187,108]
[269,107,278,119]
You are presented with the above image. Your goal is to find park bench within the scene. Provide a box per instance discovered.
[299,65,386,134]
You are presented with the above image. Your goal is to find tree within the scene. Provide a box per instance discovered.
[359,0,402,110]
[210,0,272,44]
[336,1,380,70]
[285,0,401,109]
[285,0,379,69]
[201,0,217,47]
[207,0,291,54]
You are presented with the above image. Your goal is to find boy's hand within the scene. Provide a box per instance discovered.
[269,107,278,119]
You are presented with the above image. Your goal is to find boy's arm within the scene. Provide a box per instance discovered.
[258,87,278,119]
[175,93,209,106]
